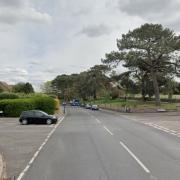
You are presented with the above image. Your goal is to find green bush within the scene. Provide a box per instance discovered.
[0,93,19,100]
[0,96,56,117]
[32,96,56,115]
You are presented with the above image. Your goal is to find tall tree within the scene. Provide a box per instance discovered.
[41,81,54,94]
[13,82,34,94]
[52,74,78,99]
[102,24,180,105]
[88,65,110,99]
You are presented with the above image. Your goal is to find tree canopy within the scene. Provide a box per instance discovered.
[102,23,180,105]
[12,82,34,94]
[48,65,110,101]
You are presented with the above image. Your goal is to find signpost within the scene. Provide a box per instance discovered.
[62,102,66,114]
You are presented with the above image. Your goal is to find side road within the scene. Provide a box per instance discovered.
[101,109,180,138]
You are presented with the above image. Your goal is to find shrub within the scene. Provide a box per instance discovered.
[32,96,56,115]
[54,99,60,110]
[0,93,19,100]
[0,96,56,117]
[0,99,35,117]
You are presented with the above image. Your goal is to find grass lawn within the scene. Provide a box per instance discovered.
[89,98,178,110]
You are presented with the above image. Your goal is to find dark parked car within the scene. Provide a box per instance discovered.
[19,110,58,125]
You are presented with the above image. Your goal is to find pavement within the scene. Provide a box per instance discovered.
[0,117,60,179]
[17,107,180,180]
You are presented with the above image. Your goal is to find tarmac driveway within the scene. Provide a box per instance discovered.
[0,117,56,179]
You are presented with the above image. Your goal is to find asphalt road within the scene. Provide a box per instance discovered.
[21,107,180,180]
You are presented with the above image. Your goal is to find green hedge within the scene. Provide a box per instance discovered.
[32,96,56,115]
[0,96,56,117]
[0,93,19,100]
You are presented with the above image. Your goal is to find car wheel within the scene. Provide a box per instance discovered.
[46,119,52,125]
[22,119,28,125]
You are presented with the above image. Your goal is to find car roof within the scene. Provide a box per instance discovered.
[22,110,44,113]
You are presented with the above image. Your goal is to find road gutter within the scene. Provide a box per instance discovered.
[0,153,7,180]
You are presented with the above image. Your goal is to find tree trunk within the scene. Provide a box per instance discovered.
[141,77,146,101]
[167,80,173,102]
[168,92,173,102]
[93,89,97,100]
[151,69,161,106]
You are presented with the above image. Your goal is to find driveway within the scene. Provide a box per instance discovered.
[0,118,59,179]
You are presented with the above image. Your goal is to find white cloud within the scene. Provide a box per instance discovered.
[79,24,112,38]
[0,0,179,91]
[0,68,28,84]
[29,61,41,66]
[0,0,51,25]
[0,0,23,8]
[118,0,180,31]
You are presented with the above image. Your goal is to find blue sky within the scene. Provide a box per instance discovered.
[0,0,180,90]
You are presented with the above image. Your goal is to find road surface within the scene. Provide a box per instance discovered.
[21,107,180,180]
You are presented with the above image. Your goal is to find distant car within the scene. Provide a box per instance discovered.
[74,102,80,106]
[19,110,58,125]
[80,103,86,107]
[71,99,80,106]
[91,105,99,110]
[85,104,91,109]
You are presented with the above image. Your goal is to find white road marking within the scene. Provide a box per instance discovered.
[17,116,65,180]
[120,116,180,138]
[96,118,101,124]
[147,123,179,136]
[89,113,102,124]
[103,126,114,136]
[49,124,55,127]
[120,141,151,174]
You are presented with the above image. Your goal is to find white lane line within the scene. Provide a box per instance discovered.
[120,141,151,174]
[90,114,101,124]
[17,116,65,180]
[96,118,101,124]
[103,126,114,136]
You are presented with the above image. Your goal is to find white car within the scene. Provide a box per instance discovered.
[85,104,91,109]
[91,105,99,110]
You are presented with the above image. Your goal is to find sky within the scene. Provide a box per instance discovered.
[0,0,180,90]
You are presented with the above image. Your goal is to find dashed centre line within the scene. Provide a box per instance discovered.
[103,126,114,136]
[90,110,152,175]
[96,118,101,124]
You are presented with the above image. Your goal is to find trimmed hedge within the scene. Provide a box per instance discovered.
[0,93,19,100]
[0,96,56,117]
[32,96,56,115]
